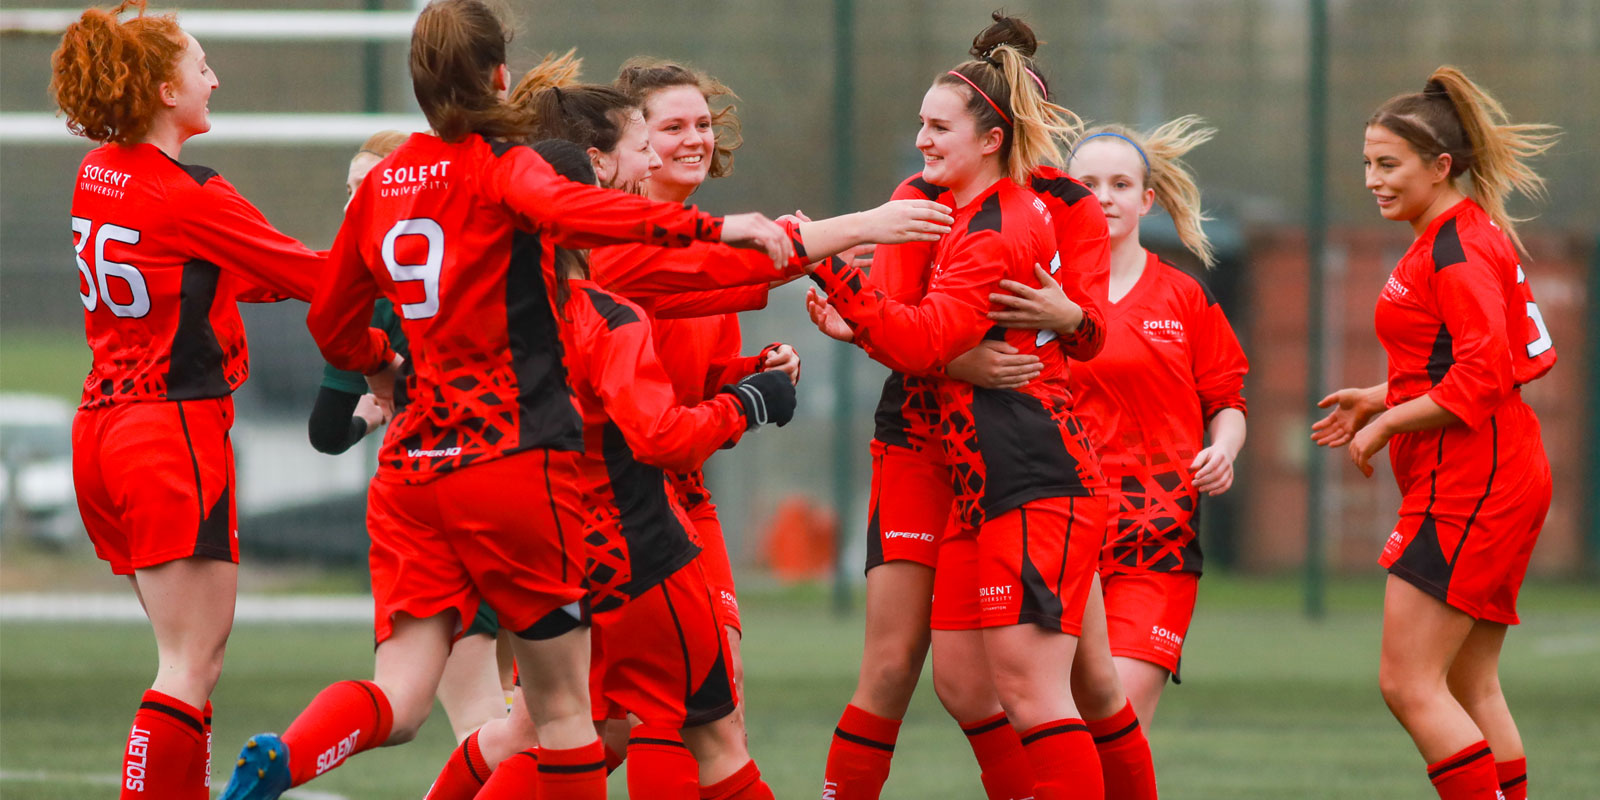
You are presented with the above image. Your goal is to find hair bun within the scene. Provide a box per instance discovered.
[970,11,1038,60]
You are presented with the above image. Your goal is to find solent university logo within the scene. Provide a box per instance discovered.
[380,160,452,198]
[1142,318,1185,344]
[80,164,132,200]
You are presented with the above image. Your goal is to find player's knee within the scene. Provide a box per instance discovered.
[860,648,923,703]
[1445,669,1503,709]
[1377,666,1434,719]
[931,669,993,722]
[1069,672,1123,721]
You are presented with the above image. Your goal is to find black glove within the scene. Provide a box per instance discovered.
[721,370,796,430]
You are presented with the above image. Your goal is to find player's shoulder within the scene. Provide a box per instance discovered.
[1425,200,1514,276]
[894,172,950,203]
[1151,254,1219,307]
[571,281,645,332]
[1028,165,1096,207]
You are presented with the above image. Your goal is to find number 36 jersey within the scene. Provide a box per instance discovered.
[310,133,732,484]
[70,143,325,410]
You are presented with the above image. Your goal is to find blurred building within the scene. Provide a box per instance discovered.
[1,0,1595,574]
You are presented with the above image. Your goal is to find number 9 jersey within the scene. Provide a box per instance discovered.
[71,142,325,410]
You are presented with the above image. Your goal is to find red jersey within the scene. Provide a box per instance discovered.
[1376,198,1555,426]
[814,177,1104,526]
[70,143,323,410]
[558,280,748,612]
[309,133,733,483]
[1071,252,1248,573]
[868,170,1110,451]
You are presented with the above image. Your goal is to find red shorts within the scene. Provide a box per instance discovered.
[682,497,741,633]
[1102,570,1199,677]
[864,440,949,571]
[588,559,737,728]
[72,397,238,575]
[366,449,587,644]
[1381,400,1551,625]
[931,495,1105,634]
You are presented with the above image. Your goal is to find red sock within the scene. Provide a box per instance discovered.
[823,703,900,799]
[477,748,540,799]
[120,690,206,800]
[627,725,698,799]
[960,713,1036,800]
[424,729,493,800]
[195,701,213,800]
[281,680,394,786]
[1495,757,1527,800]
[699,759,775,800]
[536,740,607,800]
[1086,700,1157,799]
[1020,719,1103,800]
[1427,741,1499,800]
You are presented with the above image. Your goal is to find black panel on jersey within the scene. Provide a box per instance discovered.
[166,260,229,400]
[1427,324,1455,386]
[504,230,584,452]
[1391,514,1453,599]
[970,388,1092,517]
[1160,258,1220,305]
[597,422,701,611]
[906,176,949,201]
[193,475,232,560]
[161,153,220,186]
[872,372,912,448]
[1431,218,1468,271]
[969,192,1004,234]
[488,139,524,158]
[1029,175,1093,205]
[581,287,640,330]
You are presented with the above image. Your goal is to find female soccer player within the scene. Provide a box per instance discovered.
[1313,66,1557,800]
[54,2,326,796]
[307,129,509,744]
[806,28,1113,800]
[218,0,795,797]
[979,118,1248,799]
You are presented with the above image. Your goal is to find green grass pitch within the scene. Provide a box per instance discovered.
[2,576,1596,798]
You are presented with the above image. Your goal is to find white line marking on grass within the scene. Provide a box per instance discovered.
[1534,633,1600,657]
[0,593,371,623]
[0,770,349,799]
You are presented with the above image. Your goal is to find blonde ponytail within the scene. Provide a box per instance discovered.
[1369,65,1559,254]
[508,48,582,108]
[989,44,1080,182]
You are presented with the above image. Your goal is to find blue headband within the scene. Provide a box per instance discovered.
[1070,132,1150,175]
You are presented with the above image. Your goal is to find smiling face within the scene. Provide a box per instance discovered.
[916,84,1002,199]
[591,110,661,195]
[1068,137,1154,244]
[641,85,715,197]
[162,32,218,139]
[1363,124,1453,225]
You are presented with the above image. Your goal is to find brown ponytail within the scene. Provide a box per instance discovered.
[409,0,536,143]
[50,0,185,144]
[614,58,741,179]
[936,12,1081,183]
[1369,65,1558,253]
[1076,117,1217,268]
[508,49,583,107]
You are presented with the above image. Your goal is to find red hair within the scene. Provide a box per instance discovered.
[50,0,186,144]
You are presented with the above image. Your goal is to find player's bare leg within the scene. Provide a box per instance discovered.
[1074,575,1159,800]
[505,627,595,751]
[1446,620,1523,760]
[371,613,454,743]
[1378,576,1482,760]
[134,557,237,709]
[852,562,935,719]
[1069,574,1127,722]
[435,631,507,742]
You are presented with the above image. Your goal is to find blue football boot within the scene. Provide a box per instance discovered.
[220,732,291,800]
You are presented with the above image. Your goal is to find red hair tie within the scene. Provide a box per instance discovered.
[946,70,1011,125]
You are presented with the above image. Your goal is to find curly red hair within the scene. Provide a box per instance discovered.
[50,0,186,144]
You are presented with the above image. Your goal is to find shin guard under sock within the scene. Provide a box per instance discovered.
[121,690,206,800]
[960,713,1036,800]
[281,680,394,786]
[1427,741,1500,800]
[699,759,775,800]
[424,729,492,800]
[627,726,698,800]
[1495,757,1526,800]
[1020,718,1103,800]
[535,740,607,800]
[1086,700,1157,799]
[823,703,900,800]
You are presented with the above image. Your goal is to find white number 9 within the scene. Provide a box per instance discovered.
[382,218,445,320]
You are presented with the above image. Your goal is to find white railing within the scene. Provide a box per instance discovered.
[0,112,429,144]
[0,8,418,39]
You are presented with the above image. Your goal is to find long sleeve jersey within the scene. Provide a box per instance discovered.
[558,279,749,612]
[71,143,324,410]
[1376,198,1555,428]
[869,170,1110,451]
[308,133,735,483]
[814,177,1104,526]
[1071,252,1248,574]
